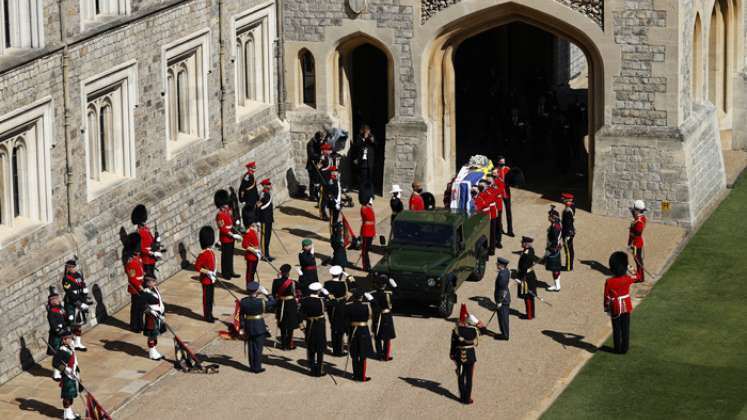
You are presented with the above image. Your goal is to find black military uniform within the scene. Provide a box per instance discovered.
[299,287,327,376]
[62,260,90,351]
[318,150,333,220]
[258,180,274,260]
[494,258,511,339]
[324,271,349,356]
[371,282,396,361]
[271,265,300,350]
[325,171,342,225]
[390,189,404,226]
[239,163,259,226]
[330,222,348,268]
[345,291,374,381]
[298,242,318,296]
[561,194,576,271]
[52,331,81,419]
[518,237,539,320]
[306,133,323,201]
[47,288,68,381]
[450,306,481,405]
[546,208,563,292]
[356,131,376,190]
[240,282,276,373]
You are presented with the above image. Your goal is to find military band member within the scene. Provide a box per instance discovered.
[518,236,539,320]
[495,156,515,237]
[47,287,68,381]
[125,233,145,332]
[628,200,648,280]
[195,226,218,322]
[450,304,485,404]
[345,290,374,382]
[141,275,166,360]
[494,257,511,339]
[360,196,376,271]
[372,276,397,361]
[318,143,334,220]
[215,189,242,279]
[324,265,350,356]
[53,330,81,420]
[604,251,644,354]
[300,282,328,376]
[306,132,324,202]
[258,179,275,262]
[62,260,90,351]
[561,193,576,271]
[239,161,259,226]
[242,222,261,288]
[326,165,342,226]
[298,239,318,296]
[272,264,300,350]
[330,221,348,268]
[390,184,404,226]
[409,181,425,211]
[239,281,274,373]
[132,204,162,277]
[546,206,563,292]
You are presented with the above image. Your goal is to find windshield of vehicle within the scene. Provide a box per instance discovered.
[392,221,453,247]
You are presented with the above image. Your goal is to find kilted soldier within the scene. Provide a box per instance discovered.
[258,179,275,261]
[345,290,374,382]
[299,282,328,376]
[52,330,81,420]
[494,257,511,339]
[124,233,145,332]
[62,260,90,351]
[518,236,539,320]
[47,287,68,381]
[546,206,563,292]
[241,222,261,288]
[390,184,404,226]
[132,204,162,277]
[604,251,644,354]
[240,281,274,373]
[215,189,242,279]
[495,156,515,237]
[318,143,333,220]
[450,304,485,405]
[409,181,425,211]
[239,161,259,226]
[324,265,350,356]
[306,132,324,202]
[561,193,576,271]
[141,275,166,360]
[194,226,218,322]
[372,275,397,361]
[360,196,376,271]
[330,221,348,268]
[298,239,318,296]
[628,200,647,280]
[272,264,300,350]
[326,165,342,226]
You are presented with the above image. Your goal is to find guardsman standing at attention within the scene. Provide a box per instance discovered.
[546,206,563,292]
[561,193,576,271]
[53,330,81,420]
[299,282,328,376]
[258,179,275,262]
[494,257,511,339]
[450,304,485,405]
[272,264,300,350]
[318,143,333,220]
[326,165,342,227]
[487,176,504,250]
[390,184,404,226]
[324,265,350,356]
[132,204,162,277]
[628,200,647,280]
[242,221,261,288]
[240,281,274,373]
[345,290,375,382]
[239,161,259,227]
[409,181,425,211]
[298,239,318,296]
[372,275,397,361]
[604,251,644,354]
[62,260,90,351]
[141,275,166,361]
[330,221,348,268]
[125,233,145,332]
[306,132,324,202]
[360,195,376,271]
[47,287,68,381]
[215,189,242,279]
[195,226,218,322]
[518,236,538,320]
[495,156,515,237]
[474,180,494,254]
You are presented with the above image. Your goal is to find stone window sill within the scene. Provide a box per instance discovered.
[0,217,46,249]
[87,172,134,202]
[236,101,273,122]
[167,134,203,159]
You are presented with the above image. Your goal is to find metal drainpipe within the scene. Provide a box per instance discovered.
[217,0,227,146]
[58,0,74,230]
[276,0,286,121]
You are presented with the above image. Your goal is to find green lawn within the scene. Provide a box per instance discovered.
[543,176,747,420]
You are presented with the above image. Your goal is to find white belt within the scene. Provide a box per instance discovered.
[616,294,630,313]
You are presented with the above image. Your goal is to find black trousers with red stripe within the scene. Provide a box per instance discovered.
[245,260,258,287]
[202,284,214,321]
[361,236,373,270]
[374,338,392,361]
[456,362,475,403]
[524,297,535,320]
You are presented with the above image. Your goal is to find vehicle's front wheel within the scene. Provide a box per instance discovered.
[437,292,454,318]
[468,245,488,282]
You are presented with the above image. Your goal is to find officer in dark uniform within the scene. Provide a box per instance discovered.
[494,257,511,340]
[354,125,376,191]
[299,282,328,376]
[306,132,324,202]
[318,143,333,220]
[450,304,484,405]
[372,275,397,361]
[325,165,342,226]
[298,239,318,296]
[239,161,259,226]
[561,193,576,271]
[239,281,275,373]
[324,265,350,356]
[546,206,563,292]
[390,184,404,226]
[47,287,68,381]
[258,179,275,261]
[271,264,300,350]
[330,221,348,268]
[518,236,539,320]
[62,260,91,351]
[345,289,374,382]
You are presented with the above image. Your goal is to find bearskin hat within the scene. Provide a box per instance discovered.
[131,204,148,225]
[214,189,230,209]
[609,251,629,277]
[126,232,142,254]
[199,226,215,250]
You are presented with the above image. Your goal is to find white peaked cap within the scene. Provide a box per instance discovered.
[391,184,402,193]
[329,265,343,276]
[633,200,646,211]
[309,282,323,292]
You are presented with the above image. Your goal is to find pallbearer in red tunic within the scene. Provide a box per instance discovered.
[215,189,242,279]
[487,177,504,250]
[360,195,376,271]
[409,181,425,211]
[242,222,261,288]
[604,251,644,354]
[125,233,145,332]
[195,226,218,323]
[495,156,514,237]
[628,200,648,280]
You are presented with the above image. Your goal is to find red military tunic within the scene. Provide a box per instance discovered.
[628,215,647,249]
[125,255,144,295]
[474,191,491,217]
[496,166,511,199]
[604,271,644,316]
[487,186,502,218]
[138,225,156,266]
[241,228,259,262]
[360,206,376,238]
[194,249,216,286]
[409,193,425,211]
[216,207,235,244]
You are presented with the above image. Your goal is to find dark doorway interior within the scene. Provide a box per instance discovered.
[351,43,389,196]
[454,22,590,205]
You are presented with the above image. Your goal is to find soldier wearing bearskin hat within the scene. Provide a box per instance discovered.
[257,178,275,261]
[62,260,91,352]
[604,251,644,354]
[131,205,162,277]
[215,189,242,279]
[47,287,68,381]
[195,226,218,322]
[359,194,376,271]
[239,161,259,226]
[124,232,145,332]
[53,329,81,419]
[345,289,375,382]
[450,304,485,404]
[140,275,166,360]
[372,275,397,361]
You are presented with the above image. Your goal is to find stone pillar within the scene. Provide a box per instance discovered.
[384,118,429,199]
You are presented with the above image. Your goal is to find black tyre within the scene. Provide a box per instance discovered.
[468,238,489,281]
[437,292,454,318]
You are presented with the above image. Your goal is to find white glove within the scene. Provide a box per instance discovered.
[235,220,241,226]
[389,278,398,288]
[321,288,329,296]
[259,286,269,295]
[68,315,74,321]
[80,303,89,311]
[255,250,262,259]
[208,271,217,283]
[297,268,304,276]
[153,251,163,259]
[310,247,315,255]
[232,234,242,241]
[335,203,341,210]
[497,303,503,309]
[64,366,74,376]
[364,292,374,301]
[82,288,89,294]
